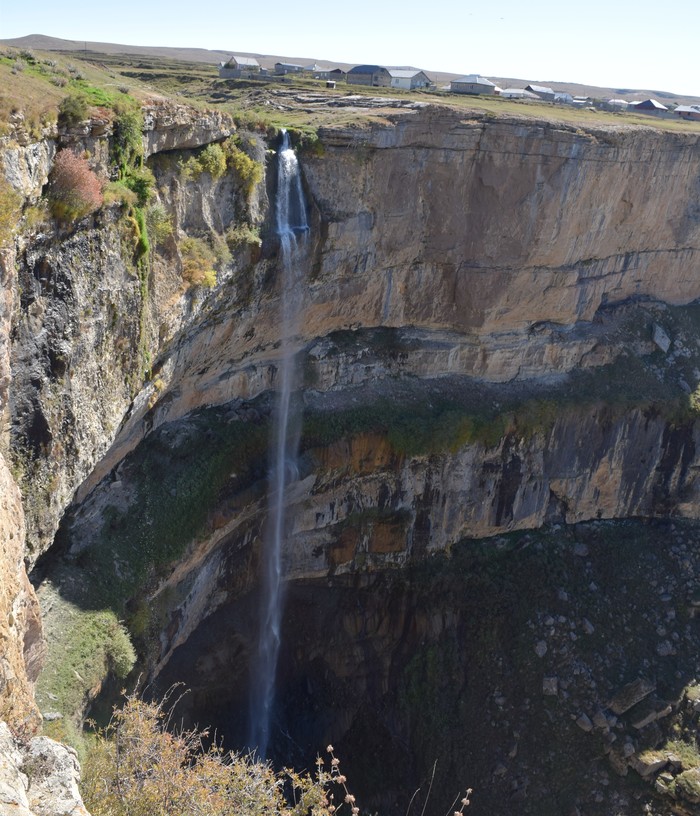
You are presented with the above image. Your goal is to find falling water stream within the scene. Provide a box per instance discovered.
[249,131,308,758]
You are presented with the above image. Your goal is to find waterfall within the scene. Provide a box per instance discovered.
[248,131,308,759]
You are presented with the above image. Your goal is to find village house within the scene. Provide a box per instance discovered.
[274,62,305,75]
[218,55,261,79]
[674,105,700,121]
[347,65,392,87]
[554,92,573,104]
[500,88,539,99]
[525,84,555,101]
[304,64,335,80]
[629,99,669,114]
[449,75,496,95]
[388,69,432,90]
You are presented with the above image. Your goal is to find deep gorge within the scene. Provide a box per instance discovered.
[3,98,700,815]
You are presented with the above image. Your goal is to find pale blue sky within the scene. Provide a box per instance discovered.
[2,0,699,95]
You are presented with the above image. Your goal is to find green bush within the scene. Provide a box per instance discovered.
[178,155,202,181]
[133,207,149,260]
[112,104,144,174]
[123,165,155,206]
[103,181,138,208]
[146,203,172,245]
[222,138,263,195]
[225,223,261,248]
[58,94,88,127]
[198,143,227,179]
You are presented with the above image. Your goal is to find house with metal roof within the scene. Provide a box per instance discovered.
[274,62,305,75]
[347,65,392,87]
[218,55,261,78]
[630,99,668,114]
[674,105,700,121]
[388,69,432,90]
[500,88,539,99]
[525,84,555,101]
[449,75,496,95]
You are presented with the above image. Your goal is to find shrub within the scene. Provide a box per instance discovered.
[112,104,144,174]
[103,181,138,208]
[22,201,50,232]
[198,143,227,179]
[178,155,203,181]
[222,138,263,195]
[180,236,217,288]
[47,149,103,224]
[58,94,88,127]
[81,694,337,816]
[133,207,149,260]
[226,223,262,248]
[123,165,155,206]
[0,174,22,246]
[146,203,172,245]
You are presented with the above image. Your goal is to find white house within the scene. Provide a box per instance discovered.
[388,69,432,90]
[219,55,261,78]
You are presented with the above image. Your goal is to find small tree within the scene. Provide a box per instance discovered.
[47,150,103,224]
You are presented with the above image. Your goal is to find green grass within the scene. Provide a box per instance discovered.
[36,599,135,737]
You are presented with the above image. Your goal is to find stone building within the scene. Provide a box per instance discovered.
[347,64,392,87]
[450,75,496,95]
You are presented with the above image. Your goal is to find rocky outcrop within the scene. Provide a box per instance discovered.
[0,722,89,816]
[142,103,234,157]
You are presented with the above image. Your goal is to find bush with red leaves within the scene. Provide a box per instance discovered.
[47,149,103,223]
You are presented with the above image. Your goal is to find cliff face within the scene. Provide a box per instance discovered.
[0,454,42,736]
[4,101,700,815]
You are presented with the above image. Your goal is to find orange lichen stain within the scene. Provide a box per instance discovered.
[317,433,397,475]
[328,527,360,566]
[368,520,407,554]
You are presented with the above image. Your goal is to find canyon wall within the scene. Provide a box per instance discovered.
[3,101,700,815]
